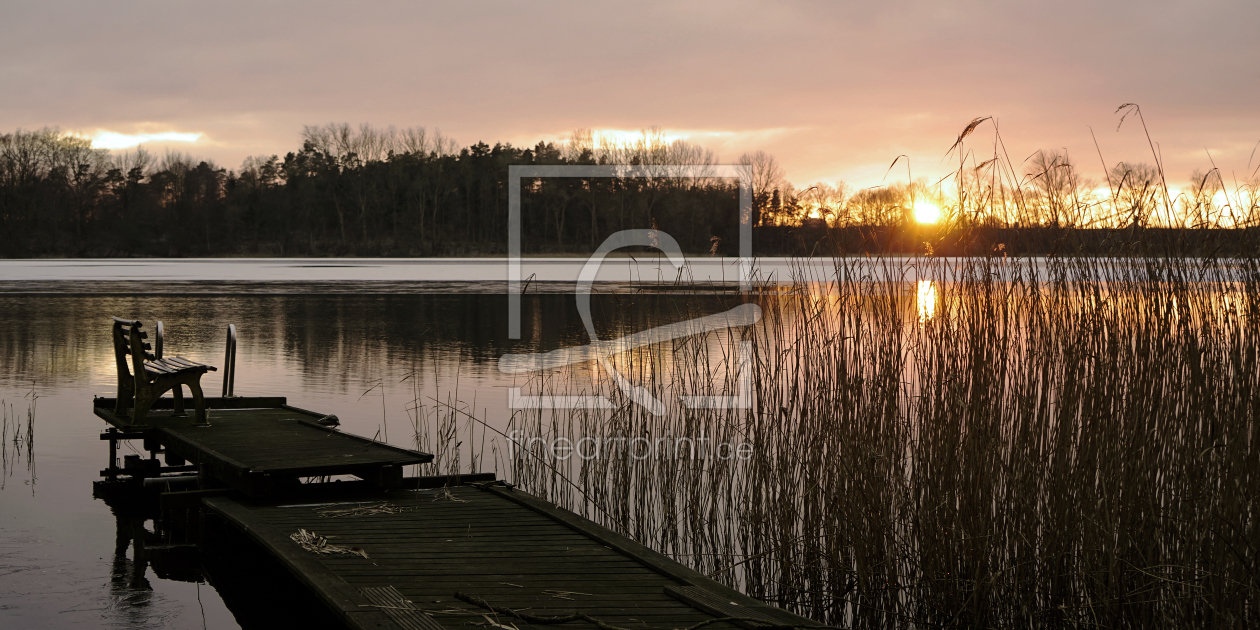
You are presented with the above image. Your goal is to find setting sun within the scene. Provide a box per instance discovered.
[913,200,942,224]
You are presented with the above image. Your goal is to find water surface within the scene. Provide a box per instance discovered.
[0,260,746,628]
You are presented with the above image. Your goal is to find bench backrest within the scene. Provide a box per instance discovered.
[111,317,161,382]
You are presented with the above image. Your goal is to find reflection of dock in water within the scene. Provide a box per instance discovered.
[92,396,821,630]
[97,479,351,629]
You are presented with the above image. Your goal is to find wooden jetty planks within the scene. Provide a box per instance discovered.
[159,414,430,497]
[161,416,427,475]
[202,484,815,630]
[359,587,446,630]
[93,396,432,497]
[92,396,290,424]
[204,494,402,630]
[476,484,823,628]
[91,397,811,627]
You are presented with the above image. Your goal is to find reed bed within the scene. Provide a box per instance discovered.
[404,112,1260,627]
[497,253,1258,628]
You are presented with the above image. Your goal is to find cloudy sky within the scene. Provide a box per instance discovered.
[3,0,1257,189]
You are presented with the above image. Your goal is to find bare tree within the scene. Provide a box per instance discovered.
[302,123,456,163]
[111,146,153,179]
[796,182,851,226]
[1110,162,1164,227]
[564,128,594,163]
[1025,149,1090,227]
[847,185,907,227]
[738,150,784,226]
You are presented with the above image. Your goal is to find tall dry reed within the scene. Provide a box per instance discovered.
[499,253,1257,628]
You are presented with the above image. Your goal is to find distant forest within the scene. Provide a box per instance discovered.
[1,124,1256,257]
[0,125,749,257]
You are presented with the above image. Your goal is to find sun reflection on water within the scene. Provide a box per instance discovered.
[917,280,938,322]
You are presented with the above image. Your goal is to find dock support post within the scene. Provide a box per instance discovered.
[107,428,118,481]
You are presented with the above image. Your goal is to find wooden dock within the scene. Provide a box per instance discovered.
[93,396,432,497]
[203,482,820,630]
[92,395,820,630]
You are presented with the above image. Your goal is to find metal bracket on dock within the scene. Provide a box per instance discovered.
[99,428,193,481]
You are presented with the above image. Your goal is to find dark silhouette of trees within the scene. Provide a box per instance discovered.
[2,126,1255,258]
[738,150,784,226]
[0,125,744,257]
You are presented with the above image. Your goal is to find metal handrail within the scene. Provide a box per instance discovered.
[155,321,164,359]
[222,324,237,397]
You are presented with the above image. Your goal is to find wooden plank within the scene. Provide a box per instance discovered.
[286,532,633,550]
[159,488,229,510]
[313,552,643,564]
[94,395,288,411]
[143,362,176,374]
[317,560,652,572]
[286,538,604,549]
[248,474,496,504]
[250,533,601,546]
[263,500,541,513]
[391,585,672,595]
[392,600,705,614]
[256,518,587,531]
[257,518,593,532]
[159,427,254,471]
[164,356,207,369]
[318,549,622,559]
[265,501,528,513]
[478,485,822,628]
[293,419,436,461]
[406,473,496,489]
[665,585,788,629]
[203,496,403,630]
[359,587,446,630]
[146,414,434,496]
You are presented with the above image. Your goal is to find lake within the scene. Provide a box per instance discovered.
[0,257,765,628]
[1,256,1253,628]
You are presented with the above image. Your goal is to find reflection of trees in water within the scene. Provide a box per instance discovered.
[0,291,740,397]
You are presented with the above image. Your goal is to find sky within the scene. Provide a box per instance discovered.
[3,0,1258,191]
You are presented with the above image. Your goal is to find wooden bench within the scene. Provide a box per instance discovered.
[111,317,216,427]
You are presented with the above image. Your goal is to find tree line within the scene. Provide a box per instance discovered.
[0,125,768,257]
[1,124,1255,258]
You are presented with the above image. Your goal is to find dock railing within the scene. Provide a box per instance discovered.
[222,324,237,398]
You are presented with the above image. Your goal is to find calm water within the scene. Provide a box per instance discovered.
[0,259,750,629]
[1,257,1235,628]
